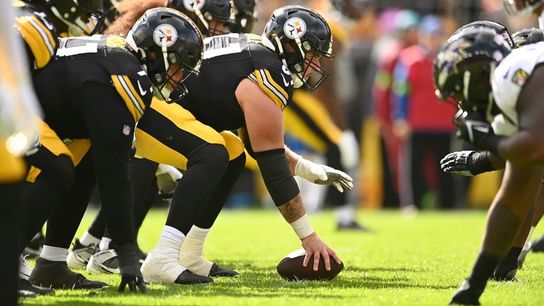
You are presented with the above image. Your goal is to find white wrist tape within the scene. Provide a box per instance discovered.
[290,214,314,239]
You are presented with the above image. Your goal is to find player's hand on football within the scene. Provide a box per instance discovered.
[301,232,341,271]
[295,158,353,192]
[440,151,477,176]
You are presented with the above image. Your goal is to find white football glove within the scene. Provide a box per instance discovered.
[156,164,183,195]
[294,158,354,193]
[338,130,359,170]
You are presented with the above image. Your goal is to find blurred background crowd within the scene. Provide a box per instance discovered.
[94,0,540,213]
[220,0,540,212]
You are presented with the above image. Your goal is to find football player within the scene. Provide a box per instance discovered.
[140,5,351,284]
[281,0,364,230]
[15,1,204,292]
[439,26,544,283]
[68,0,239,276]
[0,0,45,301]
[433,23,544,304]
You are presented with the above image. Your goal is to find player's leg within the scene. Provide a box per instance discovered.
[29,150,107,289]
[530,180,544,252]
[136,100,229,284]
[86,157,158,275]
[180,131,245,277]
[451,163,541,305]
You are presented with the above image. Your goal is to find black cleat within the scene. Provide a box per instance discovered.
[18,277,54,296]
[30,257,108,290]
[175,270,213,284]
[449,280,483,305]
[209,263,239,277]
[492,265,517,281]
[531,235,544,252]
[23,231,45,259]
[337,221,370,232]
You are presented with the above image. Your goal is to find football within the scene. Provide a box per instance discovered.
[276,249,344,281]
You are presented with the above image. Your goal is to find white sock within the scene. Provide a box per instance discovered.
[336,204,356,224]
[41,245,68,262]
[99,237,112,251]
[524,226,536,249]
[80,231,100,246]
[143,226,187,283]
[179,225,213,276]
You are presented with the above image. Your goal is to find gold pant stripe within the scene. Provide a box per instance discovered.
[135,128,189,170]
[26,121,91,183]
[0,140,26,183]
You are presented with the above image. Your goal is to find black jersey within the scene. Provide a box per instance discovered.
[180,33,294,132]
[13,1,60,70]
[33,35,153,139]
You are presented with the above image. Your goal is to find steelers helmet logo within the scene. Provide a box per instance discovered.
[183,0,206,12]
[284,17,307,40]
[153,24,178,47]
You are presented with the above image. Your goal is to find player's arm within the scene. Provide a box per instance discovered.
[494,65,544,166]
[236,78,340,271]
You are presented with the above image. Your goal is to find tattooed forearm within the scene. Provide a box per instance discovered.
[278,195,306,223]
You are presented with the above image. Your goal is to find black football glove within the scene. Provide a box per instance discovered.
[456,119,504,154]
[440,150,497,176]
[117,244,147,293]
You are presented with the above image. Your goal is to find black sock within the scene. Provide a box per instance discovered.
[500,247,522,266]
[468,251,501,289]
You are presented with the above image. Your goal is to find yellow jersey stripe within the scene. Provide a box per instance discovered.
[258,69,287,106]
[121,75,146,111]
[15,16,54,68]
[263,69,288,100]
[29,16,57,54]
[111,75,144,121]
[251,70,285,110]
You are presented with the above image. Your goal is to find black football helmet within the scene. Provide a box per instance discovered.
[433,27,511,120]
[504,0,544,15]
[127,8,203,102]
[168,0,232,36]
[45,0,109,35]
[263,5,333,91]
[512,28,544,47]
[452,20,514,49]
[228,0,257,33]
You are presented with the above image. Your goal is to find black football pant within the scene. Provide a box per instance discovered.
[0,183,21,306]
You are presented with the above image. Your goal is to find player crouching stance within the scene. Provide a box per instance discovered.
[434,24,544,304]
[140,5,351,284]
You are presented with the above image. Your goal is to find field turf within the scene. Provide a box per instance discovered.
[22,209,544,306]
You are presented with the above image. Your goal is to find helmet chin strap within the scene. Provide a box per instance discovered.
[160,40,173,100]
[195,9,210,33]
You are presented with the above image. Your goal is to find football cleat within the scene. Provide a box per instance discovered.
[141,247,213,284]
[67,239,97,270]
[23,231,45,259]
[18,277,54,296]
[19,255,33,281]
[449,280,483,305]
[209,263,239,277]
[337,220,370,232]
[86,249,121,274]
[30,257,108,290]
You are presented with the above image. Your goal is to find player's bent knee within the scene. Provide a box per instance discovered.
[44,154,77,193]
[188,144,229,173]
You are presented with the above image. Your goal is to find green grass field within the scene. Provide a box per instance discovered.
[22,209,544,306]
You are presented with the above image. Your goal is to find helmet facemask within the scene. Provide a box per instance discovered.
[47,0,106,36]
[147,45,201,103]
